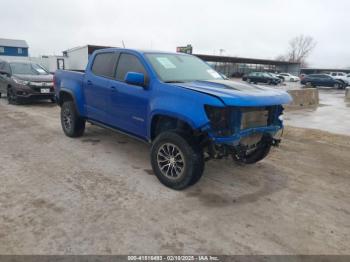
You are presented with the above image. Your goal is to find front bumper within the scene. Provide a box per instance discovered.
[207,125,282,145]
[13,84,55,99]
[202,105,284,146]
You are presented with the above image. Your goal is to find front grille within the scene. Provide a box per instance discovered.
[240,107,269,130]
[206,105,281,137]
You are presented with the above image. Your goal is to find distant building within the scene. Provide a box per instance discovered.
[195,54,301,77]
[0,38,29,59]
[30,55,68,73]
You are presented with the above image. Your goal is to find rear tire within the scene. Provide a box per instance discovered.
[151,131,204,190]
[60,101,85,137]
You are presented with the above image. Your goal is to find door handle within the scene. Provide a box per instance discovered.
[87,80,93,85]
[110,86,118,91]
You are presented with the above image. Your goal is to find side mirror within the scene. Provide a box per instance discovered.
[125,72,146,87]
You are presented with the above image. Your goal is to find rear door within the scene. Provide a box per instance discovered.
[312,75,323,85]
[259,73,268,83]
[249,72,258,82]
[108,52,150,138]
[83,52,118,123]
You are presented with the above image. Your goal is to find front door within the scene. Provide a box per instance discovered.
[108,53,150,139]
[324,76,335,87]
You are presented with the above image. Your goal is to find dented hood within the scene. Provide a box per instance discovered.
[176,80,292,106]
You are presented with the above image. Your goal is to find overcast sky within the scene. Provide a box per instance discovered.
[1,0,349,68]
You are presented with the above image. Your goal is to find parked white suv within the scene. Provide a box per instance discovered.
[328,72,349,86]
[278,73,300,82]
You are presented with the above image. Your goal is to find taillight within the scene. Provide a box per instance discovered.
[53,74,56,89]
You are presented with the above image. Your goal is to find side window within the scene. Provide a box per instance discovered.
[116,53,147,81]
[91,52,117,78]
[0,62,9,73]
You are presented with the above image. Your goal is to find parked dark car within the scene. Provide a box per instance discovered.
[300,74,344,89]
[0,60,54,104]
[267,73,283,83]
[243,72,280,85]
[231,72,244,78]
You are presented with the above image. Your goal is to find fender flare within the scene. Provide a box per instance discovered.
[58,88,82,116]
[148,110,201,139]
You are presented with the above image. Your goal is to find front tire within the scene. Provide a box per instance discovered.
[61,101,85,137]
[306,82,315,88]
[7,87,20,105]
[151,131,204,190]
[234,138,272,164]
[334,83,343,89]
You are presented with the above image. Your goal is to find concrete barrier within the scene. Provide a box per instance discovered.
[285,88,319,108]
[346,87,350,100]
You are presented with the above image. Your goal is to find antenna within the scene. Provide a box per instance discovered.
[122,40,125,48]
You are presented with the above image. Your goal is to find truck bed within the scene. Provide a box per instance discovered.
[55,70,85,93]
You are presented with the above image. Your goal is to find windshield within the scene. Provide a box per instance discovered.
[10,62,49,75]
[145,53,223,82]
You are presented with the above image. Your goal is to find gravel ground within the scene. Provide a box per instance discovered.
[0,98,349,255]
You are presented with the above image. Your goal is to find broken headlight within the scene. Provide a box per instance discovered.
[204,105,232,136]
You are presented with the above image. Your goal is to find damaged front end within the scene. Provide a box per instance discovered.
[201,105,284,162]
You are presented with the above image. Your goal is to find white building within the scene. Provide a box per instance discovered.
[30,55,68,73]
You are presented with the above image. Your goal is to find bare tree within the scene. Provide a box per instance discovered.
[286,35,316,66]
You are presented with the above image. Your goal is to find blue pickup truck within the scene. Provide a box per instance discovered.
[54,48,292,190]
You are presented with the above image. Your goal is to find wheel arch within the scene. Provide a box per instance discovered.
[149,112,197,141]
[58,88,84,116]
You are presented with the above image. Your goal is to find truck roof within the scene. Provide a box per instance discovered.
[93,47,192,56]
